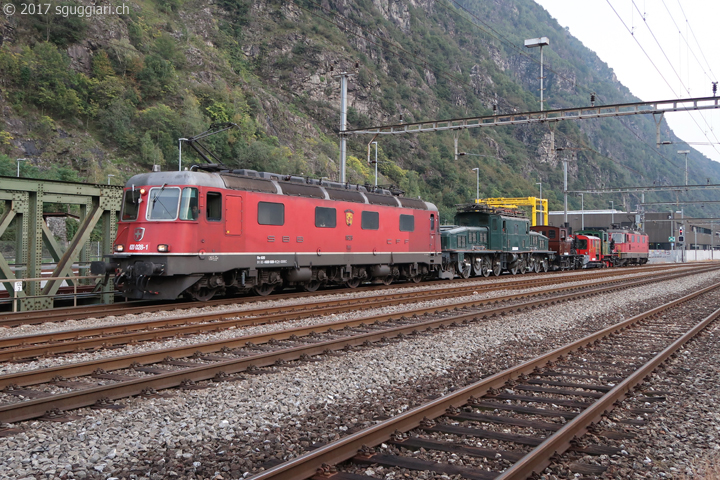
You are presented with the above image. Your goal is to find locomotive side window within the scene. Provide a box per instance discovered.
[258,202,284,226]
[121,190,140,221]
[315,207,337,228]
[147,186,181,221]
[361,211,379,230]
[206,192,222,221]
[399,214,414,232]
[179,187,199,220]
[430,214,436,231]
[547,230,556,239]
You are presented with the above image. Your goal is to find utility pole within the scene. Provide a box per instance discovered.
[472,168,480,202]
[16,158,27,177]
[563,159,568,224]
[536,182,542,225]
[678,150,690,185]
[454,131,460,161]
[178,138,188,171]
[372,141,378,187]
[333,68,355,184]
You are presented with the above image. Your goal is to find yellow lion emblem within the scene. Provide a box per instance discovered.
[345,209,354,226]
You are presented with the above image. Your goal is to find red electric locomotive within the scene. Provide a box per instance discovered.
[573,234,602,267]
[607,229,649,266]
[92,168,441,300]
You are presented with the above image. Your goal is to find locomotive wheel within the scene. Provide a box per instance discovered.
[460,263,471,279]
[300,280,322,292]
[381,275,393,286]
[542,259,549,272]
[533,261,541,273]
[492,263,501,276]
[252,284,275,296]
[481,262,491,277]
[192,288,217,302]
[518,260,527,274]
[345,278,361,288]
[509,264,518,275]
[410,275,422,284]
[472,258,483,277]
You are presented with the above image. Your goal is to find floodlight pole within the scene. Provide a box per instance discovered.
[525,37,549,111]
[535,182,542,225]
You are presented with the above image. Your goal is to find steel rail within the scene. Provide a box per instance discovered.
[0,266,702,374]
[496,296,720,478]
[0,264,684,327]
[0,266,680,360]
[246,281,720,480]
[0,267,715,424]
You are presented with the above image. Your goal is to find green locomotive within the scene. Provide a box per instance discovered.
[439,204,552,278]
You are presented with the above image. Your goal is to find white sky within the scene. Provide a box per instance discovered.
[534,0,720,165]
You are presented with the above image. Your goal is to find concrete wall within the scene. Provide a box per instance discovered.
[648,249,720,263]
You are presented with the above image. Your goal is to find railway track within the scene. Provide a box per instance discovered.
[243,278,720,480]
[0,264,687,328]
[0,264,715,426]
[0,265,702,362]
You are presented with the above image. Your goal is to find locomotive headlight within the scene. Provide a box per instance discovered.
[115,244,124,252]
[157,244,170,252]
[140,188,146,195]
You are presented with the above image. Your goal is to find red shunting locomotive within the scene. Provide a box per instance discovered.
[92,169,441,300]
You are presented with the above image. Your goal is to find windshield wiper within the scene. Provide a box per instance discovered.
[151,184,174,218]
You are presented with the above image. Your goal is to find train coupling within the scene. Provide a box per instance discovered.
[90,261,119,275]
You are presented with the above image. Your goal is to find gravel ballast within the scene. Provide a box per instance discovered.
[1,268,719,480]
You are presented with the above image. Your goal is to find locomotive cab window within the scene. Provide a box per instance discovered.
[147,186,181,221]
[206,192,222,221]
[179,187,199,220]
[430,214,436,232]
[258,202,284,226]
[121,189,141,221]
[315,207,337,228]
[399,214,414,232]
[547,230,556,239]
[362,211,379,230]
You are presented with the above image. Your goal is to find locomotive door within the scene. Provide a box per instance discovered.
[430,214,437,251]
[225,195,243,235]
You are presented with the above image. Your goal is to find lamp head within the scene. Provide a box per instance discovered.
[524,37,549,48]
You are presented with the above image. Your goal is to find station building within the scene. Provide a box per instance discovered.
[548,210,718,250]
